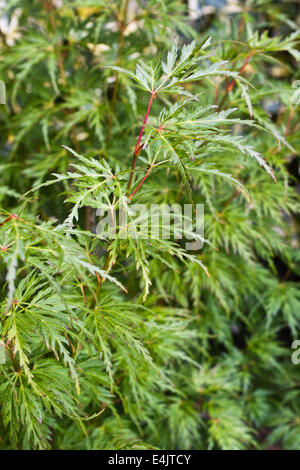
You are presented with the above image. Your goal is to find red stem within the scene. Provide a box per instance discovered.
[129,166,152,200]
[227,51,255,93]
[127,91,156,194]
[134,92,155,157]
[0,214,18,227]
[219,51,255,109]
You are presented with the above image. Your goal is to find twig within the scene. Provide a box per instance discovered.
[99,89,156,290]
[43,0,66,85]
[127,91,156,193]
[106,0,130,141]
[129,165,153,200]
[285,106,295,136]
[0,214,18,227]
[219,50,255,109]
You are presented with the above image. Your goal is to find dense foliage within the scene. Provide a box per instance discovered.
[0,0,300,450]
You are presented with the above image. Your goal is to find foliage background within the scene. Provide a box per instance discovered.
[0,0,300,450]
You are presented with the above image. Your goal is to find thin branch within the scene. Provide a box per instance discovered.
[0,214,18,227]
[219,50,255,109]
[43,0,66,85]
[127,91,156,193]
[129,165,153,200]
[106,0,130,141]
